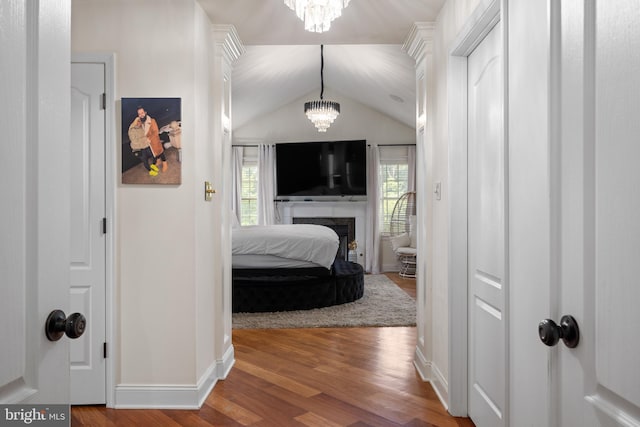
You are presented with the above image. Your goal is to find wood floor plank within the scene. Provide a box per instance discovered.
[294,411,345,427]
[212,373,309,424]
[71,406,120,427]
[161,409,221,427]
[204,394,263,426]
[259,388,361,426]
[234,358,321,398]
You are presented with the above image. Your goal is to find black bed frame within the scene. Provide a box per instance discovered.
[232,259,364,313]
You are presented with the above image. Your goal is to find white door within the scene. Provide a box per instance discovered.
[70,62,107,404]
[467,20,506,427]
[0,1,72,404]
[553,1,640,425]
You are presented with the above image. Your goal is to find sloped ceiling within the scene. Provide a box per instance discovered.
[198,0,445,129]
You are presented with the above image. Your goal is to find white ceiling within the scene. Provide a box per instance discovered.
[198,0,445,129]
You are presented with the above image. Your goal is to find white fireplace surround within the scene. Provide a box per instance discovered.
[277,201,367,267]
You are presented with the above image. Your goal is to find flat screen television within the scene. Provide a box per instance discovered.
[275,140,367,200]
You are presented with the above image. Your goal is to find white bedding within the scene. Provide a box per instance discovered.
[231,255,322,269]
[232,224,339,269]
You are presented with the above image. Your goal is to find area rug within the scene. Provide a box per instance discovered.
[232,274,416,329]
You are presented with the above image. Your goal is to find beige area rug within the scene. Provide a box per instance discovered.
[232,274,416,329]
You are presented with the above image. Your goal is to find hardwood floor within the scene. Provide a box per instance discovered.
[384,272,417,299]
[71,273,474,427]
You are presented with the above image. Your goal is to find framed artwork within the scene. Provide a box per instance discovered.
[121,97,182,184]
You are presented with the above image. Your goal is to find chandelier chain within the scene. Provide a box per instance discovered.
[320,44,325,100]
[304,44,340,132]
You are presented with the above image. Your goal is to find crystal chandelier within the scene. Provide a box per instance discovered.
[284,0,351,33]
[305,45,340,132]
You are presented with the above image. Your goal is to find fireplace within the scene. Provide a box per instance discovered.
[293,217,355,261]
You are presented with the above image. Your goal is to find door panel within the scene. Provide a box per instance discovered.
[0,1,71,404]
[593,0,640,411]
[1,1,32,401]
[558,0,640,424]
[467,20,505,427]
[70,62,106,404]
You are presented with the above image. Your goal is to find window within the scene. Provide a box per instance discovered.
[240,164,258,226]
[379,146,412,234]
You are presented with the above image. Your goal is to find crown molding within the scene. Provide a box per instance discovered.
[402,22,436,63]
[212,24,245,65]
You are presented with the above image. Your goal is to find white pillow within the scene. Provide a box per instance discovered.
[390,233,411,251]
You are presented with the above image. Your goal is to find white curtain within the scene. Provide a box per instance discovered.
[408,145,416,192]
[257,144,276,225]
[366,144,381,274]
[232,146,243,223]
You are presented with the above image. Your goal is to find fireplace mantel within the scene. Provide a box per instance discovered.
[276,201,367,267]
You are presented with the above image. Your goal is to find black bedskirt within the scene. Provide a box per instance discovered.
[232,260,364,313]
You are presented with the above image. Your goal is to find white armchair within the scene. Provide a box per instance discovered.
[389,215,417,278]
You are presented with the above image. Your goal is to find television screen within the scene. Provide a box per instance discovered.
[276,140,367,199]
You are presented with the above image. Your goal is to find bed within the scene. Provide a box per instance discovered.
[232,224,339,270]
[232,224,364,313]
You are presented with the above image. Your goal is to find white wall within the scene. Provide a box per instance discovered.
[233,89,415,145]
[71,0,221,400]
[426,0,482,406]
[193,2,218,390]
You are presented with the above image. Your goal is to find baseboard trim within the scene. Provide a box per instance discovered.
[430,363,450,411]
[197,363,218,408]
[216,344,235,379]
[113,352,234,410]
[414,346,449,411]
[413,345,432,381]
[381,262,401,272]
[114,383,209,409]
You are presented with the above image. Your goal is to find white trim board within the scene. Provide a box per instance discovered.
[447,0,504,418]
[114,383,214,410]
[113,347,234,409]
[110,332,235,409]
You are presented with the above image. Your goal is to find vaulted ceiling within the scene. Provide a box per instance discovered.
[198,0,445,129]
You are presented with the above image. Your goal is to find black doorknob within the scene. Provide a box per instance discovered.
[45,310,86,341]
[538,315,579,348]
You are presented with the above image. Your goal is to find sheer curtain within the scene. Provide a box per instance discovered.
[232,146,243,223]
[257,144,276,225]
[408,145,416,192]
[366,144,381,274]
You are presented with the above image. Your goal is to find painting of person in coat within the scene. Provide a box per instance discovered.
[129,106,167,176]
[121,97,181,185]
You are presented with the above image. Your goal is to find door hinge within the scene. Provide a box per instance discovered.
[103,342,108,358]
[101,93,106,110]
[102,217,107,234]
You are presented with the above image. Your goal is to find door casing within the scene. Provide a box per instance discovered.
[447,0,505,418]
[466,18,506,427]
[71,53,117,408]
